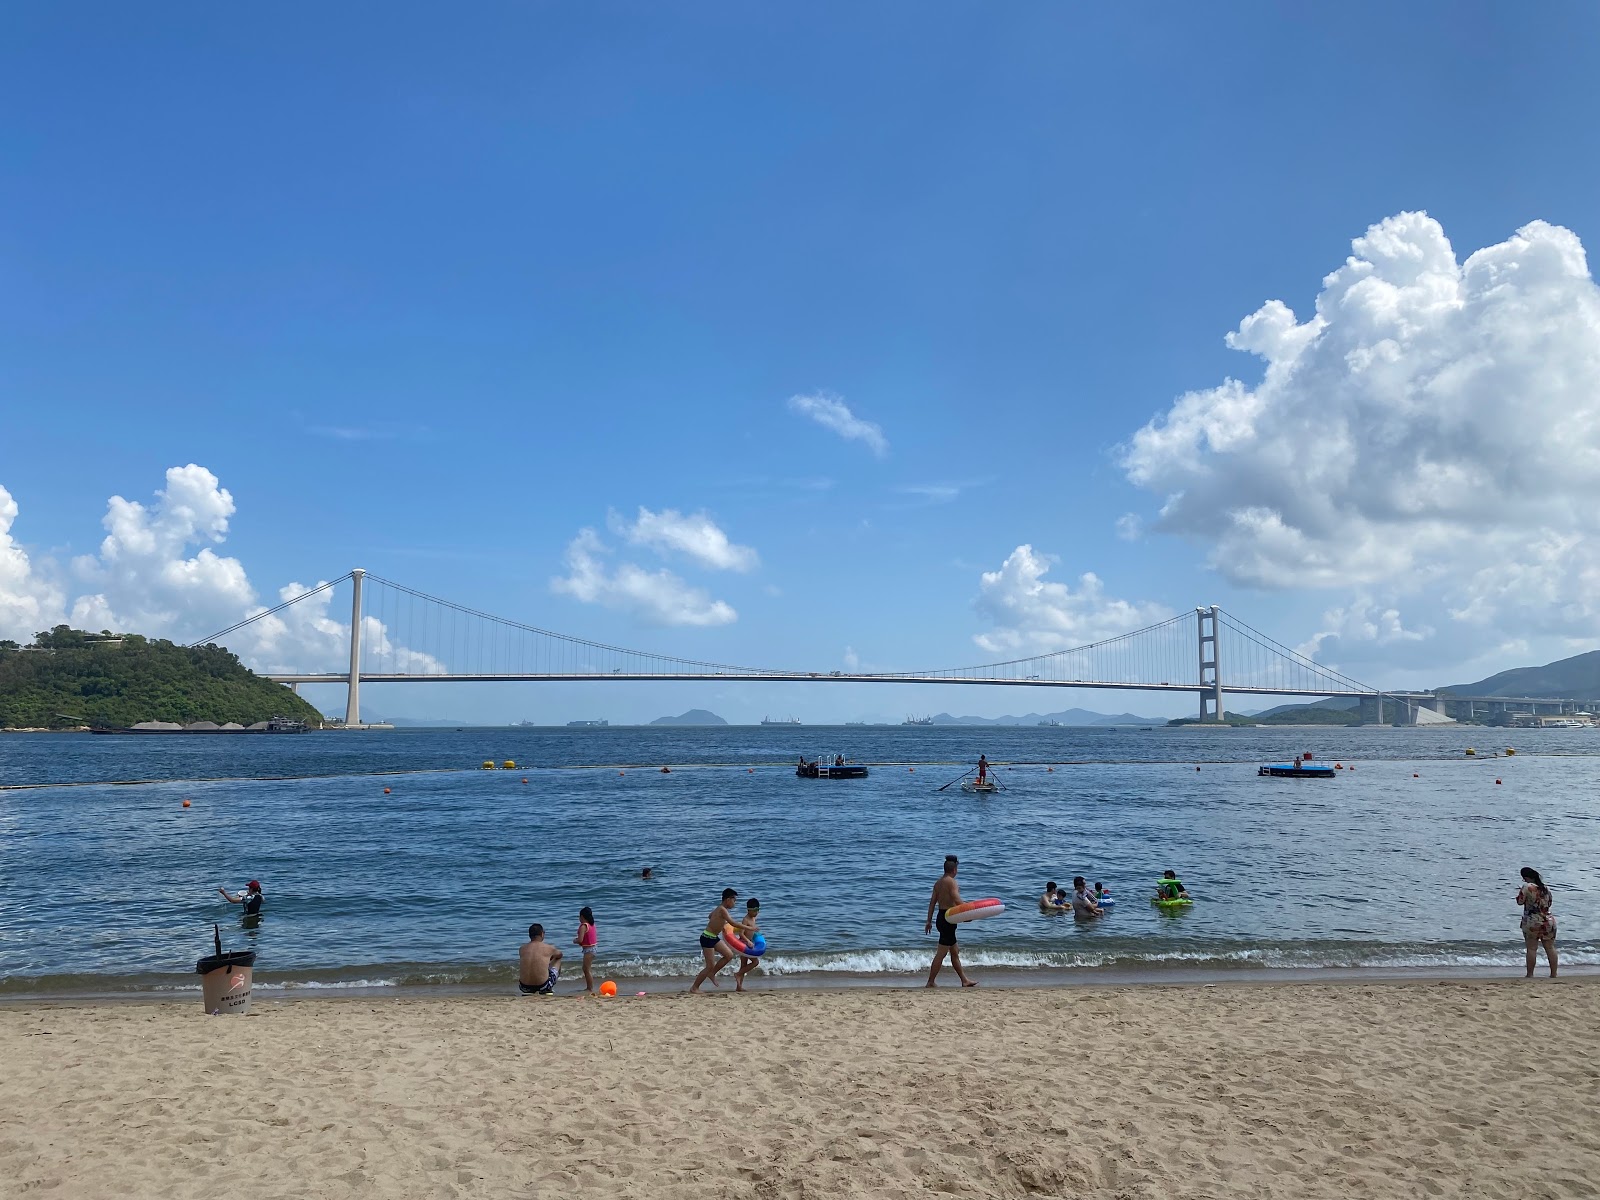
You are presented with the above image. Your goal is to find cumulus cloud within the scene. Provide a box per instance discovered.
[0,485,65,640]
[551,529,737,627]
[971,545,1172,655]
[787,391,888,457]
[1120,211,1600,656]
[0,467,432,677]
[1294,598,1434,666]
[68,465,254,636]
[608,507,758,572]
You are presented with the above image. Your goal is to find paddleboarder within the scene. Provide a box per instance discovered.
[976,754,989,786]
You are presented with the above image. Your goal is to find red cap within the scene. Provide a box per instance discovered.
[247,880,261,890]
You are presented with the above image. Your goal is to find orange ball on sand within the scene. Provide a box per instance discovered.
[181,799,191,808]
[600,980,617,997]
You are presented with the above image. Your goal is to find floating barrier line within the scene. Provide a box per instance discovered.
[0,755,1521,791]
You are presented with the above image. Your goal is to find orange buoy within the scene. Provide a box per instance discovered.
[1047,766,1054,772]
[1413,773,1419,778]
[383,787,391,795]
[619,770,625,776]
[1334,763,1343,769]
[181,799,191,808]
[748,768,754,774]
[522,777,528,784]
[908,767,914,773]
[1496,778,1503,785]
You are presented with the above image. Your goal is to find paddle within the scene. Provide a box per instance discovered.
[936,768,974,792]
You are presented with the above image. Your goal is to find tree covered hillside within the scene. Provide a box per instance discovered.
[0,627,323,728]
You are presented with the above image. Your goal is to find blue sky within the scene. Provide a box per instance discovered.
[5,4,1600,724]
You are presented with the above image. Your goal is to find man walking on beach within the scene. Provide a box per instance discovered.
[925,855,977,988]
[690,887,741,993]
[518,924,563,995]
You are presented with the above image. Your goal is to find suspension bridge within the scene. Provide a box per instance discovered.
[193,569,1463,726]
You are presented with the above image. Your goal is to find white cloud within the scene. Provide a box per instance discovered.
[1294,598,1434,666]
[1114,513,1144,541]
[892,483,962,504]
[0,484,65,641]
[0,467,433,676]
[972,545,1172,655]
[787,391,888,457]
[1120,211,1600,651]
[68,465,253,637]
[551,529,737,627]
[843,645,860,670]
[608,507,758,572]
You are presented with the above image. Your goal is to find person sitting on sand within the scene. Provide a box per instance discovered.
[219,880,264,916]
[735,898,763,993]
[690,888,743,993]
[1070,876,1102,918]
[925,855,977,988]
[1039,881,1068,912]
[1155,870,1190,901]
[518,924,563,995]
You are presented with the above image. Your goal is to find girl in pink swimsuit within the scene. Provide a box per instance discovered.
[574,907,598,993]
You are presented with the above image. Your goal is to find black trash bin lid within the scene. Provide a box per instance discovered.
[196,950,257,975]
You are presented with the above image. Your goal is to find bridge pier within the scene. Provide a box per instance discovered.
[1196,606,1225,722]
[344,568,365,726]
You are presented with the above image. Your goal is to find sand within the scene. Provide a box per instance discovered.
[2,978,1597,1199]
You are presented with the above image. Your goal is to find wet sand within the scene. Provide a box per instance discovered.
[2,977,1596,1199]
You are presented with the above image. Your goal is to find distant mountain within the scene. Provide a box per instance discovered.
[1442,650,1600,700]
[925,708,1165,726]
[650,709,728,726]
[1243,697,1360,720]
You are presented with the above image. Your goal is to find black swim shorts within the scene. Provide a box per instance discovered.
[936,909,957,947]
[699,933,720,950]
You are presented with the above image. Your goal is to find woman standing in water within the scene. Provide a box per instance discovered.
[1516,867,1557,978]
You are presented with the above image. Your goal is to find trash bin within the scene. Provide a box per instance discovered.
[196,925,256,1014]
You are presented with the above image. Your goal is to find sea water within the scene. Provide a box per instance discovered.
[0,725,1594,994]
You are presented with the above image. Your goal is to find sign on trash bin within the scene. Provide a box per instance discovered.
[196,924,256,1015]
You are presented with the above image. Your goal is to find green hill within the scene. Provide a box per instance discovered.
[0,626,323,728]
[1441,650,1600,700]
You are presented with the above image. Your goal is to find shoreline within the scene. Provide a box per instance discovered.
[4,959,1591,1006]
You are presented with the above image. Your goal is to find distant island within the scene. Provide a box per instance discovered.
[650,709,728,726]
[0,626,323,729]
[919,708,1165,726]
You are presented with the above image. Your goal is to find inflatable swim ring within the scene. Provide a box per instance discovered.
[746,933,767,957]
[1151,897,1193,910]
[945,898,1005,924]
[1095,896,1115,909]
[719,928,752,957]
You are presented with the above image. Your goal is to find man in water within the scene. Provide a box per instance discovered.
[518,923,563,995]
[976,754,989,785]
[690,887,742,993]
[924,855,977,987]
[219,880,264,916]
[641,866,653,880]
[1070,875,1103,918]
[1039,880,1067,912]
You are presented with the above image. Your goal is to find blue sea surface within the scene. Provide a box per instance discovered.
[0,725,1595,993]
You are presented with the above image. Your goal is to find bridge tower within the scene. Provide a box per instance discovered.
[1197,605,1224,722]
[344,568,365,727]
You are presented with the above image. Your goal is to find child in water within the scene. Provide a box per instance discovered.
[1094,882,1113,907]
[574,906,598,993]
[735,898,762,992]
[1155,870,1190,901]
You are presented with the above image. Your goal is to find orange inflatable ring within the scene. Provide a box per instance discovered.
[945,898,1006,924]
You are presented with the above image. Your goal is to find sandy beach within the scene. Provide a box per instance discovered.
[2,978,1596,1199]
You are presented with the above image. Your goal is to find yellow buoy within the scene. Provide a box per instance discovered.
[502,760,516,769]
[1466,748,1476,756]
[1506,748,1516,756]
[482,760,495,770]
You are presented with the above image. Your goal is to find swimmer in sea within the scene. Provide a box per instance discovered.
[518,924,563,996]
[925,855,977,988]
[1039,881,1068,913]
[690,887,742,993]
[1155,870,1190,901]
